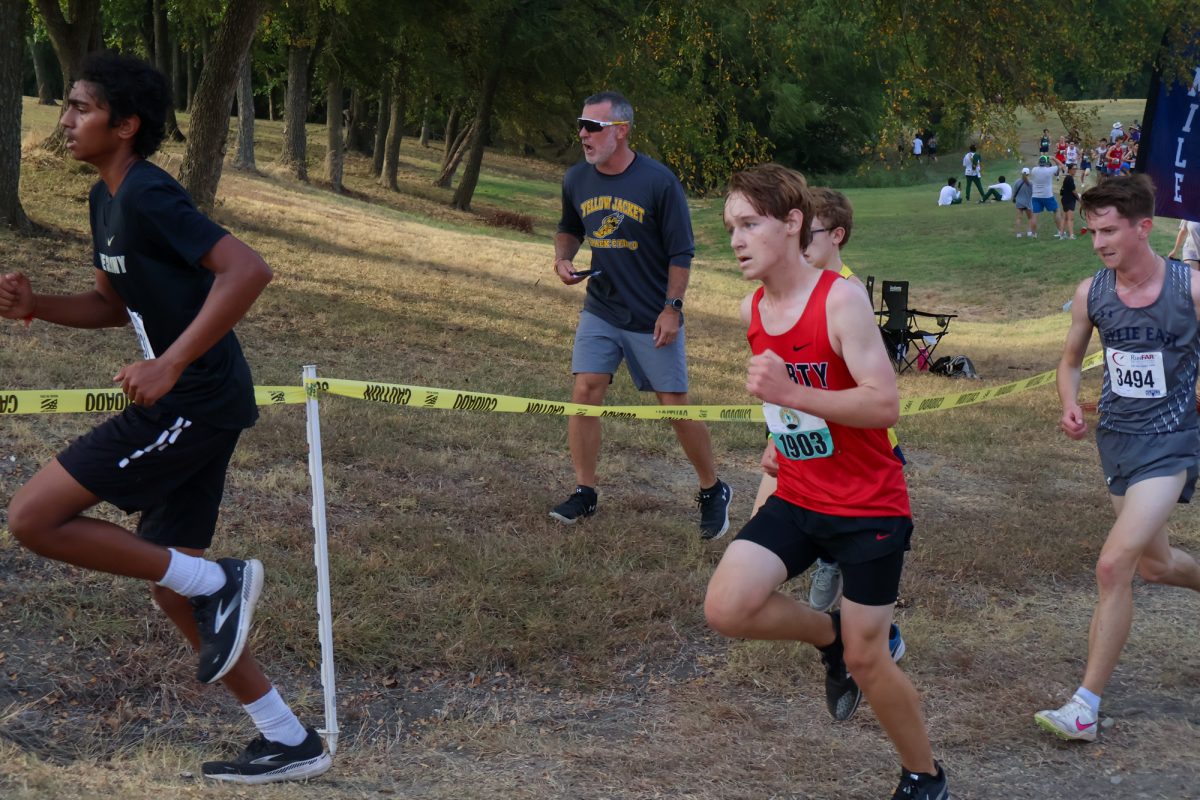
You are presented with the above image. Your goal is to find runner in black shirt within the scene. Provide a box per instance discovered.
[0,53,330,784]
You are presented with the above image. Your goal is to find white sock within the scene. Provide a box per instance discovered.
[244,687,308,747]
[1074,687,1101,716]
[156,549,226,598]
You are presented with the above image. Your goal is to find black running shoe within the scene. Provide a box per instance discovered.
[891,761,949,800]
[202,727,333,785]
[819,611,861,722]
[191,558,264,684]
[549,487,597,524]
[696,480,732,540]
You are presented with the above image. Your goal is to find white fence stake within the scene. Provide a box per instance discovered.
[303,364,339,755]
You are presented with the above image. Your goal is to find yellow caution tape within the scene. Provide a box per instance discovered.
[0,351,1100,419]
[0,386,306,415]
[898,350,1102,415]
[310,377,762,421]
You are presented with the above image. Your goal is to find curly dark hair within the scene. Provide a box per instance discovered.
[78,51,171,158]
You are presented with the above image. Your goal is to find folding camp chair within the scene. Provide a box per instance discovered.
[876,280,956,373]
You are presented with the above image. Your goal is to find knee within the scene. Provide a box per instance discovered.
[6,496,49,552]
[1095,554,1136,592]
[842,640,889,682]
[703,589,758,638]
[571,379,607,405]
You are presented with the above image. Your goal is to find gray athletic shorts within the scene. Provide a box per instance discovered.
[571,309,688,392]
[1096,427,1200,501]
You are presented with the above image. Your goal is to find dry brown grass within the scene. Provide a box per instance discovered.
[2,100,1199,799]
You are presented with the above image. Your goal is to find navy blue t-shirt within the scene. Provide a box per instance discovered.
[87,160,258,429]
[558,154,694,333]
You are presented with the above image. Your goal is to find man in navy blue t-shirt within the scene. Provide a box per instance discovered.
[0,53,329,784]
[550,90,731,539]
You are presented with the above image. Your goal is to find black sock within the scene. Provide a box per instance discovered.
[576,485,597,495]
[817,610,842,654]
[700,480,721,493]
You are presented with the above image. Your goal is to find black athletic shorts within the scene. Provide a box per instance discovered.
[57,404,242,550]
[1061,196,1077,211]
[734,495,912,606]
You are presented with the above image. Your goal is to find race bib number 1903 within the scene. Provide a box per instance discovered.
[764,402,834,461]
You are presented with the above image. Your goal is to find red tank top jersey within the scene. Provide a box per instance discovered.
[747,271,910,518]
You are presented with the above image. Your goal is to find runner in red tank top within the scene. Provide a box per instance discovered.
[703,164,948,800]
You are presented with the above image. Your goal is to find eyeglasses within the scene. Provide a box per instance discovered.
[578,118,630,133]
[809,227,828,235]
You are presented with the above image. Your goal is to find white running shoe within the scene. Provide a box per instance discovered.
[1016,232,1024,238]
[1034,694,1099,742]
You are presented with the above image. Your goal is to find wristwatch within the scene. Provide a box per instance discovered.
[664,297,684,312]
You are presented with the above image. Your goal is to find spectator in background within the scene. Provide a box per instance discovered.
[926,133,938,162]
[1030,155,1064,239]
[1013,167,1034,237]
[938,177,962,206]
[1060,165,1080,239]
[1106,138,1125,179]
[1109,120,1124,143]
[962,145,984,201]
[912,132,924,161]
[1080,142,1093,185]
[979,175,1012,203]
[1167,219,1200,270]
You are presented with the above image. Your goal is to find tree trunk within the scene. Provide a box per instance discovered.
[28,37,58,104]
[347,87,370,154]
[267,86,275,121]
[172,38,185,111]
[443,105,459,161]
[232,52,256,172]
[1,1,31,231]
[35,0,101,151]
[371,76,390,177]
[178,0,269,212]
[452,59,504,211]
[380,77,405,190]
[433,121,473,188]
[324,70,344,192]
[186,47,197,111]
[152,0,185,141]
[418,96,429,147]
[280,45,311,181]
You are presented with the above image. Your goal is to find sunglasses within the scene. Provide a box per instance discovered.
[578,118,630,133]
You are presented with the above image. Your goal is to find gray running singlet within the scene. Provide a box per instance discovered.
[1087,259,1199,434]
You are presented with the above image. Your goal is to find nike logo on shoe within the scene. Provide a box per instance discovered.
[214,597,239,633]
[1075,717,1096,731]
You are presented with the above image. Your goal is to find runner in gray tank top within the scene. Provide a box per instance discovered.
[1038,175,1200,743]
[1088,258,1200,435]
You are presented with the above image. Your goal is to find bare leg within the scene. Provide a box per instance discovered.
[1081,473,1186,695]
[7,459,170,579]
[567,373,610,487]
[656,390,717,487]
[704,540,834,645]
[841,600,936,774]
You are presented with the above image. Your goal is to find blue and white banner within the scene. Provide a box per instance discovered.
[1141,55,1200,222]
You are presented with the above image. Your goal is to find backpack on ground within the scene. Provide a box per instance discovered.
[930,355,979,379]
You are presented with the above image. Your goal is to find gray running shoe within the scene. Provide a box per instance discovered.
[808,559,843,612]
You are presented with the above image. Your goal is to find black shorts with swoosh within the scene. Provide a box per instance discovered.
[735,495,913,606]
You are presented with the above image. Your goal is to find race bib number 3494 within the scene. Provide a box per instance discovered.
[764,402,834,461]
[1107,348,1166,399]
